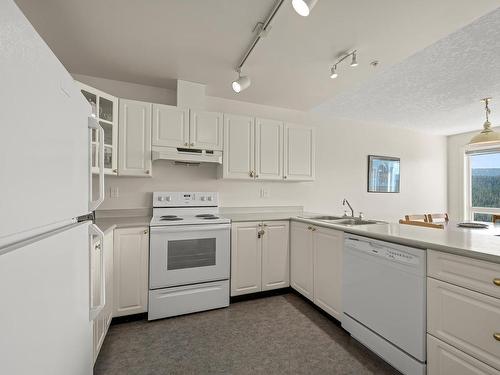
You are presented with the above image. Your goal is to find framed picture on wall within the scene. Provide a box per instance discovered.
[367,155,400,193]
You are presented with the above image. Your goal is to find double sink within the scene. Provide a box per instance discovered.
[299,215,383,226]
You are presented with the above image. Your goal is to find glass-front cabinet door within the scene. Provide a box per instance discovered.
[77,81,118,175]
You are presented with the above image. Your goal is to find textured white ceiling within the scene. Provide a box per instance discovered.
[14,0,500,111]
[314,7,500,135]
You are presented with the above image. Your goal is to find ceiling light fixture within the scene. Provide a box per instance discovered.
[231,0,286,93]
[292,0,319,17]
[329,50,358,79]
[469,97,500,145]
[350,51,358,67]
[232,71,251,93]
[330,65,338,79]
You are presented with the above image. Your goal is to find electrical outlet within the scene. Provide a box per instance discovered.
[260,188,270,198]
[109,186,119,198]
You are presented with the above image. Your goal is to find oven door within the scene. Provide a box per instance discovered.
[150,224,230,289]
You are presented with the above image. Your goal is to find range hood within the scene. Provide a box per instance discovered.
[152,146,222,164]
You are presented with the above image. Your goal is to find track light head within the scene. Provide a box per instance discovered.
[330,66,338,79]
[292,0,319,17]
[350,52,358,67]
[232,73,251,93]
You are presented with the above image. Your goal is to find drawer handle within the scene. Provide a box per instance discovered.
[494,333,500,341]
[493,278,500,286]
[308,226,312,230]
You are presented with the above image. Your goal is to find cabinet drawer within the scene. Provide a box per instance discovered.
[428,335,500,375]
[428,278,500,370]
[428,250,500,299]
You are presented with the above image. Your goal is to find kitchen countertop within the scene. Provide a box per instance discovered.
[95,216,151,233]
[224,209,500,263]
[293,216,500,263]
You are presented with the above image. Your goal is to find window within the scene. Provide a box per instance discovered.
[466,149,500,222]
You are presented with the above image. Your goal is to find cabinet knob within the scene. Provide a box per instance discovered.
[493,278,500,286]
[249,171,255,178]
[190,143,195,147]
[494,333,500,341]
[255,174,259,178]
[95,243,101,250]
[283,176,287,179]
[143,230,148,235]
[146,170,150,174]
[312,227,317,231]
[184,142,189,146]
[308,226,312,230]
[112,169,117,173]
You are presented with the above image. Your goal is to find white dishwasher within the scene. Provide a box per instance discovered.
[342,234,426,375]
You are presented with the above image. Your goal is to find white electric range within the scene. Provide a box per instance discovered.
[148,192,230,320]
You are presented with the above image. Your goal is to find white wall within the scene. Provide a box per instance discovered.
[78,75,447,222]
[447,126,500,220]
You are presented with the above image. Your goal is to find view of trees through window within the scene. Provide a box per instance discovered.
[470,152,500,222]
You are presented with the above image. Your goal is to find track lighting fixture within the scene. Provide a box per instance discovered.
[330,65,338,79]
[350,51,358,67]
[232,71,251,93]
[292,0,319,17]
[329,50,358,79]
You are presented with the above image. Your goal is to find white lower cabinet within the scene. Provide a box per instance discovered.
[231,221,289,297]
[428,335,500,375]
[290,221,314,300]
[427,250,500,373]
[92,229,114,364]
[113,227,149,317]
[290,221,343,320]
[312,227,343,320]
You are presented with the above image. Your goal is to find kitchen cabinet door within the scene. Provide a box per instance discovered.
[103,230,114,330]
[92,229,114,363]
[428,335,500,375]
[313,227,343,320]
[284,124,316,181]
[428,278,500,370]
[113,227,149,317]
[77,82,118,175]
[255,118,283,180]
[190,109,223,150]
[262,221,289,291]
[118,99,152,177]
[231,222,262,296]
[152,103,189,148]
[223,114,255,179]
[290,221,314,300]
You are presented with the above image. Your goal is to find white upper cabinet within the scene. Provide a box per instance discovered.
[255,118,283,180]
[223,114,255,179]
[284,124,316,181]
[77,82,118,175]
[152,104,189,148]
[118,99,152,177]
[190,109,223,150]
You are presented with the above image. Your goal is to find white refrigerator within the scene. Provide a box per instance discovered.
[0,1,105,374]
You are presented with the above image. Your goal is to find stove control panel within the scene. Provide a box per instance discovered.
[153,192,219,207]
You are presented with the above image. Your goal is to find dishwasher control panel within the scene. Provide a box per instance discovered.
[345,236,422,266]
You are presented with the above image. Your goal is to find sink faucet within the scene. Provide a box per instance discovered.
[342,199,354,218]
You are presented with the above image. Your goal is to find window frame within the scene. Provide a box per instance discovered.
[464,145,500,221]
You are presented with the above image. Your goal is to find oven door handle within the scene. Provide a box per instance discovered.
[150,224,231,233]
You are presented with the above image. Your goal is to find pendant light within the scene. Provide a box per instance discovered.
[292,0,319,17]
[469,98,500,145]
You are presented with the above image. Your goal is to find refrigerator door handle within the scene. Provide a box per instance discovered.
[89,223,105,321]
[88,117,105,211]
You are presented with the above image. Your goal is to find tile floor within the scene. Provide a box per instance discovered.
[94,292,400,375]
